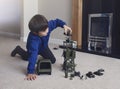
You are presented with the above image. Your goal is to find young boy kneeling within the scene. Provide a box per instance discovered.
[11,14,72,80]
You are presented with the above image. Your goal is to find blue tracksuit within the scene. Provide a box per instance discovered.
[26,19,66,74]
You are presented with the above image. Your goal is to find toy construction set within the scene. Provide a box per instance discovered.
[36,31,105,80]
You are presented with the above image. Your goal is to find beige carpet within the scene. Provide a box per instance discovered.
[0,35,120,89]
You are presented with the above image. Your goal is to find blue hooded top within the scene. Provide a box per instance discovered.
[26,19,66,74]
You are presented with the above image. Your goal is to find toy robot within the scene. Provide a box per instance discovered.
[62,31,78,80]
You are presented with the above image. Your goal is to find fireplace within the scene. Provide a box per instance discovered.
[72,0,120,58]
[88,13,113,54]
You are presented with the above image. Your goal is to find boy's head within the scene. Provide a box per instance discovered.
[29,14,48,36]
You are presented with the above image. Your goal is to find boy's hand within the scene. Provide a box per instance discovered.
[63,25,72,35]
[25,74,37,81]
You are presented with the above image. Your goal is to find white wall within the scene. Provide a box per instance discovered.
[38,0,72,41]
[21,0,38,41]
[0,0,22,37]
[0,0,72,43]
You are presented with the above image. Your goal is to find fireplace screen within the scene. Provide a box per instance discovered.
[90,17,109,37]
[88,13,113,54]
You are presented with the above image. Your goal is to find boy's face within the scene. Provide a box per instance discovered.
[38,28,48,37]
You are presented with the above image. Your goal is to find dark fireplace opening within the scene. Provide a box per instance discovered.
[88,13,113,54]
[90,17,109,37]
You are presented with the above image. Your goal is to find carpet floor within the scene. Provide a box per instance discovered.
[0,35,120,89]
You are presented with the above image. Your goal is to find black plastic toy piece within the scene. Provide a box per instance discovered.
[85,69,105,79]
[94,71,103,76]
[74,71,81,77]
[64,30,72,36]
[93,69,105,76]
[53,47,59,50]
[86,71,95,78]
[36,59,52,75]
[98,69,105,72]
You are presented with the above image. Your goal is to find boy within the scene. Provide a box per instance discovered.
[11,14,72,80]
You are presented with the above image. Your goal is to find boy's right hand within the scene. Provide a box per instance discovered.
[25,74,37,81]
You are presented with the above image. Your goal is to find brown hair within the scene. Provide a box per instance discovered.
[28,14,48,33]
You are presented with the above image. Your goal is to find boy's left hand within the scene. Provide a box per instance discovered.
[63,25,72,35]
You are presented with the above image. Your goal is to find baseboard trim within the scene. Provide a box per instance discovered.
[20,36,27,42]
[0,31,20,38]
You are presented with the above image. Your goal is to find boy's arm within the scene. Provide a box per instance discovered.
[26,40,39,80]
[48,19,66,30]
[48,19,72,34]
